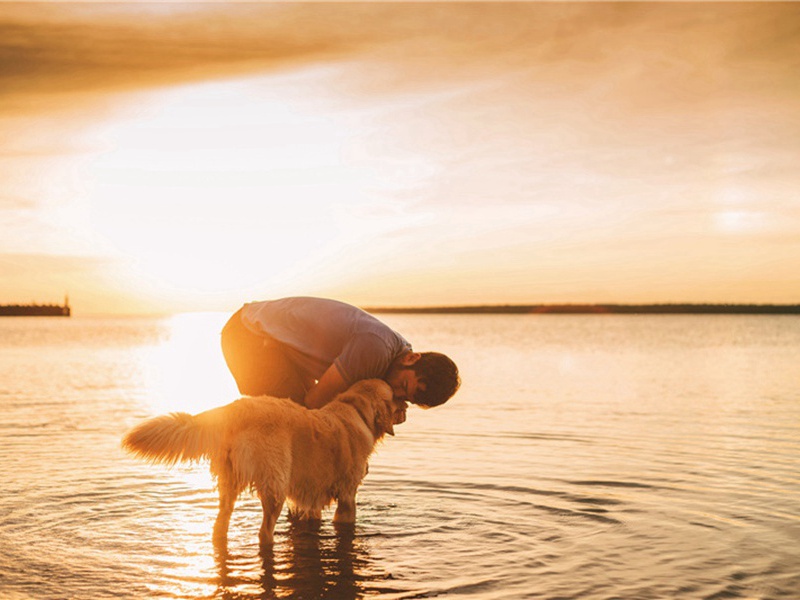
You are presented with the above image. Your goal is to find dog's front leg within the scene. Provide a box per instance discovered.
[258,493,285,547]
[333,495,356,524]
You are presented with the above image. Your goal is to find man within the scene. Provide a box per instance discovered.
[220,297,460,415]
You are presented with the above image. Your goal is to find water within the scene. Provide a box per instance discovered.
[1,313,798,599]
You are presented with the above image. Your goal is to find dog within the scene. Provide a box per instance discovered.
[122,379,406,546]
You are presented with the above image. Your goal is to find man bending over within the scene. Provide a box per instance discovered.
[221,297,460,414]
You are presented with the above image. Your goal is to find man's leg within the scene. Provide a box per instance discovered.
[221,309,308,402]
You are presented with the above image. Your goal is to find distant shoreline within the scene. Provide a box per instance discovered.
[366,304,800,315]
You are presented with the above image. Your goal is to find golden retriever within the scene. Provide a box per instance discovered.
[122,379,405,547]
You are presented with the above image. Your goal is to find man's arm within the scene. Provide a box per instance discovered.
[304,363,349,409]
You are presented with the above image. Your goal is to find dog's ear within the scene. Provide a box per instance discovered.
[373,396,395,437]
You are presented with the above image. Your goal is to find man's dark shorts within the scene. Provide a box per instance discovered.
[221,308,310,403]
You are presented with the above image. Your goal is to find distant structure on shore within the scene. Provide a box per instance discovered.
[367,303,800,315]
[0,296,71,317]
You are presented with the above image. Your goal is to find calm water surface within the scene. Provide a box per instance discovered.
[0,314,798,599]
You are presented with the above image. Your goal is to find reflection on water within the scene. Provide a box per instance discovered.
[213,522,382,600]
[1,314,799,599]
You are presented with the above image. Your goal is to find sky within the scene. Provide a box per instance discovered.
[1,2,799,315]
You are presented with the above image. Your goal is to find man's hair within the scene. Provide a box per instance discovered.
[409,352,460,408]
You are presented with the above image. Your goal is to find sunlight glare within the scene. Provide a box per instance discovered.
[88,72,378,297]
[144,312,238,415]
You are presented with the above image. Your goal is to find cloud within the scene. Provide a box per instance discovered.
[3,3,798,109]
[0,4,372,103]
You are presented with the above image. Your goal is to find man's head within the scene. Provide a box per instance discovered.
[384,351,460,408]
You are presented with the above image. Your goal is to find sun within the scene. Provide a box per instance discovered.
[144,312,238,413]
[86,73,375,301]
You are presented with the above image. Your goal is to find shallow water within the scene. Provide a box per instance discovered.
[1,313,799,599]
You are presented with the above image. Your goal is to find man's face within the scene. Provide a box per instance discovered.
[385,365,426,405]
[385,365,427,425]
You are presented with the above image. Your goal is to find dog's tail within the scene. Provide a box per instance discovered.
[122,406,226,466]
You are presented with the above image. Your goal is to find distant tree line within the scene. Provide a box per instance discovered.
[366,304,800,315]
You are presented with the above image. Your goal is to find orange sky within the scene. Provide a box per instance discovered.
[2,2,799,315]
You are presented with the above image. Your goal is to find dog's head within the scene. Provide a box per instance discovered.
[336,379,407,438]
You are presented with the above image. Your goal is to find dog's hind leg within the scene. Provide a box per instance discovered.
[213,468,238,547]
[257,491,285,547]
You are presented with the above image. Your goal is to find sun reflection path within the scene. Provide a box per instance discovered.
[143,312,239,415]
[132,312,239,598]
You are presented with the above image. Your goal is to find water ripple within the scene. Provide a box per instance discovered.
[3,315,800,599]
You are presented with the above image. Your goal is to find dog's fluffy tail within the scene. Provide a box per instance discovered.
[122,407,225,466]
